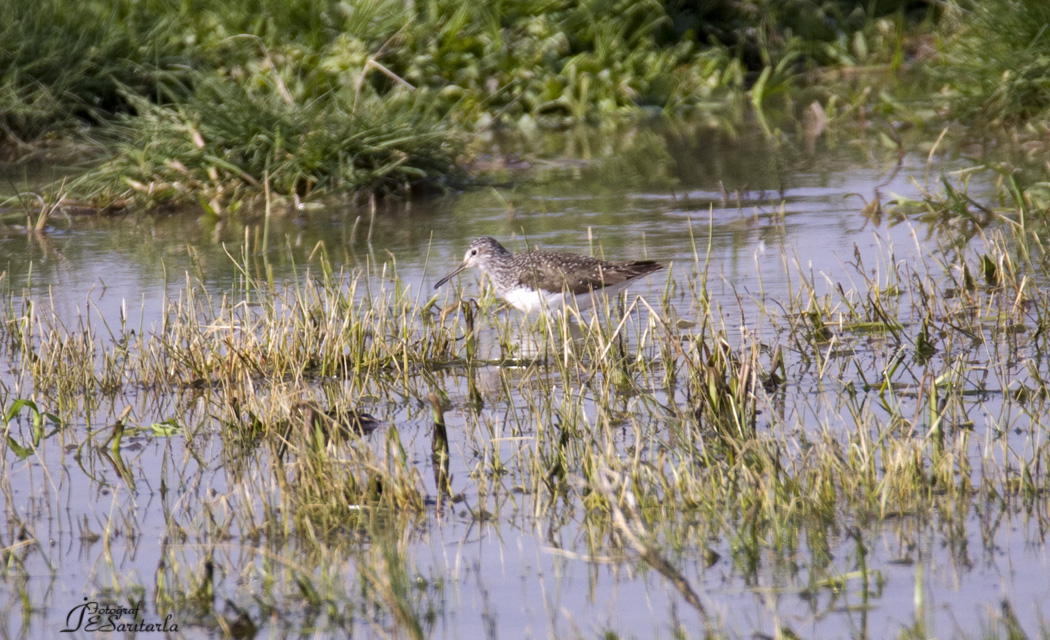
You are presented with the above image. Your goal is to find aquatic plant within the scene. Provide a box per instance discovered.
[2,184,1050,635]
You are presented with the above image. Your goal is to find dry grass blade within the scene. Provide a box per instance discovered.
[591,467,709,620]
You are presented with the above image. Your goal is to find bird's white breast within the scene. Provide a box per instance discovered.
[499,285,619,313]
[501,287,565,313]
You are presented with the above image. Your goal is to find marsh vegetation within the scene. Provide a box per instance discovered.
[3,119,1050,636]
[4,1,1050,638]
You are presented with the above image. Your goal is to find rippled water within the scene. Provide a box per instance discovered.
[2,121,1047,638]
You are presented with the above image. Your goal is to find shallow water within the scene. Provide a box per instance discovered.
[1,120,1048,638]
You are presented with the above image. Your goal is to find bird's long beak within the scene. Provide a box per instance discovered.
[434,262,469,289]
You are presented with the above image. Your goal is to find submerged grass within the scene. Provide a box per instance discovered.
[3,183,1050,634]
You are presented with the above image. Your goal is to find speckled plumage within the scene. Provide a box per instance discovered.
[434,236,663,312]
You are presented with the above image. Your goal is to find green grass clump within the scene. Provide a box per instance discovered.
[0,0,189,151]
[935,0,1050,125]
[76,77,462,212]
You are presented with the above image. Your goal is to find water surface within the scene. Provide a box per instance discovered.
[1,120,1046,638]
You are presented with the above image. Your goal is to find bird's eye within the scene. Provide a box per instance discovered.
[470,249,478,256]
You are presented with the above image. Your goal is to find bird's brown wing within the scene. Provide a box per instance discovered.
[515,252,661,293]
[596,261,663,287]
[513,256,587,293]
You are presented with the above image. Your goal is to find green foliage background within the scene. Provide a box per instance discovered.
[2,0,1044,209]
